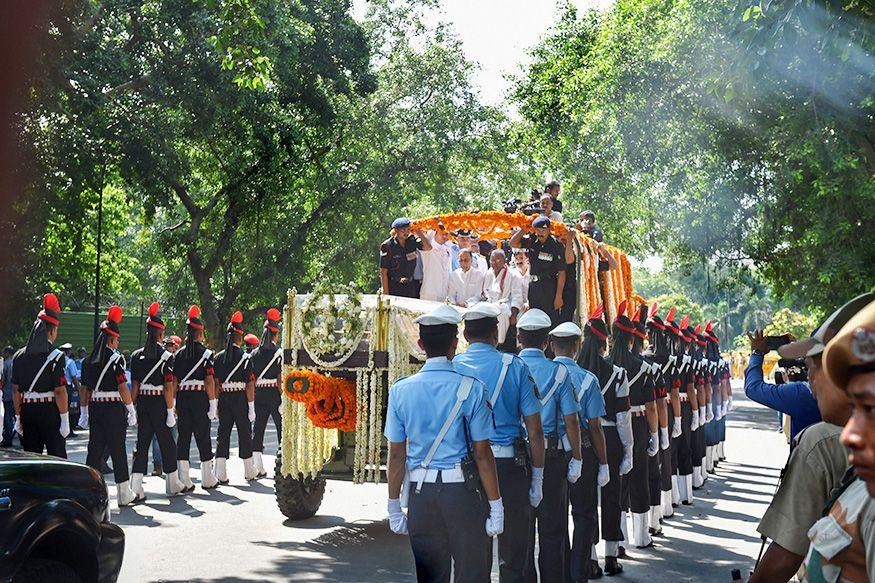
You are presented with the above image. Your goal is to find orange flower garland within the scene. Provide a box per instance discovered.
[283,370,357,431]
[410,211,568,240]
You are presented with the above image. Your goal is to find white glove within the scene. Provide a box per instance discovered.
[208,398,218,421]
[529,466,544,508]
[715,403,724,420]
[722,400,729,416]
[125,403,137,427]
[59,412,70,438]
[78,405,89,429]
[248,401,256,423]
[166,408,177,428]
[691,409,700,431]
[598,463,610,487]
[660,427,670,450]
[705,406,714,423]
[727,397,734,412]
[485,498,504,537]
[647,432,659,457]
[567,457,582,484]
[14,414,23,436]
[619,448,633,475]
[672,416,682,438]
[387,498,408,535]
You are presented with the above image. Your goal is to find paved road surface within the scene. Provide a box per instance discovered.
[61,382,786,582]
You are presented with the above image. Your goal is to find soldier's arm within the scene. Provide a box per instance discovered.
[387,441,407,500]
[12,385,21,417]
[131,379,140,402]
[53,385,68,413]
[747,542,803,583]
[414,229,432,251]
[205,374,217,400]
[588,418,608,465]
[555,270,566,308]
[656,395,668,429]
[472,440,501,501]
[645,400,658,434]
[380,268,390,294]
[670,383,681,417]
[508,227,524,249]
[523,412,545,469]
[563,413,582,461]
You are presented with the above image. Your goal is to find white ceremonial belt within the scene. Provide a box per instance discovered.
[630,405,646,413]
[23,393,54,403]
[222,381,247,391]
[139,383,164,396]
[178,381,205,391]
[256,380,277,388]
[91,391,122,402]
[408,466,465,484]
[601,419,617,427]
[679,393,689,402]
[491,444,515,458]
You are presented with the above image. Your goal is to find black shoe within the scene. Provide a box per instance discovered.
[604,557,623,576]
[257,471,267,478]
[152,462,163,477]
[682,500,692,505]
[589,560,603,579]
[0,441,12,447]
[637,540,656,549]
[617,546,627,558]
[183,484,195,493]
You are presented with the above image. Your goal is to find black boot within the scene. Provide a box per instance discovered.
[152,462,163,476]
[617,545,627,558]
[589,560,603,579]
[604,556,623,576]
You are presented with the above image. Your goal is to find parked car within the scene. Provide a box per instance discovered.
[0,449,124,583]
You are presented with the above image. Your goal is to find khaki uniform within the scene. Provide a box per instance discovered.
[803,477,875,582]
[758,423,849,556]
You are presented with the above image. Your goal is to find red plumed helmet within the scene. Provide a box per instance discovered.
[650,302,659,318]
[188,305,200,319]
[43,293,60,313]
[694,324,702,335]
[266,308,281,322]
[666,307,676,322]
[705,321,714,333]
[680,314,690,330]
[590,303,604,320]
[616,300,628,318]
[107,305,123,323]
[231,311,243,324]
[148,301,160,317]
[631,306,642,323]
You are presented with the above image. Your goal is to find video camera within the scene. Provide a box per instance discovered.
[502,196,542,216]
[776,358,808,383]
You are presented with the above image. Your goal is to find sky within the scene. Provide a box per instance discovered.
[355,1,614,107]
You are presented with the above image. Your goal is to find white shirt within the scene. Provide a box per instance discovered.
[512,266,531,306]
[483,267,523,312]
[420,240,453,302]
[448,267,485,307]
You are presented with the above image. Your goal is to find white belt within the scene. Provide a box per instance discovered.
[179,380,205,391]
[23,393,54,403]
[222,381,247,391]
[630,404,646,413]
[255,380,277,388]
[601,419,616,427]
[679,393,689,402]
[139,383,163,396]
[91,390,122,402]
[491,444,515,458]
[408,466,465,484]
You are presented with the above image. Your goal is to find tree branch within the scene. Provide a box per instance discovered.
[104,74,151,99]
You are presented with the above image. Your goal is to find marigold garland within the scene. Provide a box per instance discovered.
[410,211,568,240]
[283,369,357,431]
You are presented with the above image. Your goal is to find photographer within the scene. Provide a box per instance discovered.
[744,330,820,445]
[746,293,872,583]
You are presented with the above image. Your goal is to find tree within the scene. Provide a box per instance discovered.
[763,308,818,341]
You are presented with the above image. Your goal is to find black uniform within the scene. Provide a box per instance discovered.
[214,345,255,461]
[676,352,695,480]
[518,233,566,324]
[380,235,424,298]
[599,366,630,549]
[619,358,656,518]
[12,345,67,457]
[82,351,130,483]
[131,344,177,475]
[173,342,215,463]
[652,354,675,503]
[250,344,282,454]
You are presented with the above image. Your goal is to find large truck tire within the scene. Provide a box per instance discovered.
[13,559,81,583]
[274,454,326,520]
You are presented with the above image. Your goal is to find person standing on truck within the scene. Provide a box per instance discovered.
[380,218,432,299]
[250,308,283,478]
[509,216,566,326]
[453,301,545,582]
[384,304,502,582]
[12,293,69,458]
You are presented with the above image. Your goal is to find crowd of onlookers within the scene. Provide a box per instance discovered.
[741,292,875,582]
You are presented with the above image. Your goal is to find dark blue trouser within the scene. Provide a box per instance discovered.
[408,480,490,583]
[1,399,14,444]
[527,452,569,582]
[495,458,534,582]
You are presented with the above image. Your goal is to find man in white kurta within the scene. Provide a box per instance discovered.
[448,250,485,307]
[511,249,531,312]
[482,249,524,344]
[419,229,453,302]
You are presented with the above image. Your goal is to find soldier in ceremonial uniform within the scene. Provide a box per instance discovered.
[130,302,184,499]
[174,305,219,491]
[509,217,566,325]
[673,315,700,504]
[646,306,678,521]
[577,305,632,576]
[11,293,69,458]
[244,334,260,352]
[610,302,658,549]
[214,311,258,483]
[384,304,502,583]
[250,308,283,478]
[380,217,432,298]
[81,306,139,507]
[551,321,610,583]
[663,308,687,506]
[453,302,544,582]
[688,325,710,488]
[516,308,582,582]
[803,299,875,582]
[702,324,721,475]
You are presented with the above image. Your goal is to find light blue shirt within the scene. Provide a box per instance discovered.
[450,242,461,271]
[555,356,606,430]
[454,343,541,446]
[64,356,78,384]
[519,348,579,437]
[384,357,493,470]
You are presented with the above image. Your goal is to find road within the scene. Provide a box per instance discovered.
[62,382,786,582]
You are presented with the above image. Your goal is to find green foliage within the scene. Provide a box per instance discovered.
[647,292,706,328]
[763,308,818,340]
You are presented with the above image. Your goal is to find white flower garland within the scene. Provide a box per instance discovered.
[299,280,367,368]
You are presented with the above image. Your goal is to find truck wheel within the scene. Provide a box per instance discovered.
[13,559,81,583]
[274,454,326,520]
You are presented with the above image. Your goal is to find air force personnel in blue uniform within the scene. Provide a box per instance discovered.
[453,302,544,583]
[550,321,610,583]
[516,309,582,582]
[385,304,503,583]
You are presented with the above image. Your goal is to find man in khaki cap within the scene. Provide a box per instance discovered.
[800,299,875,582]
